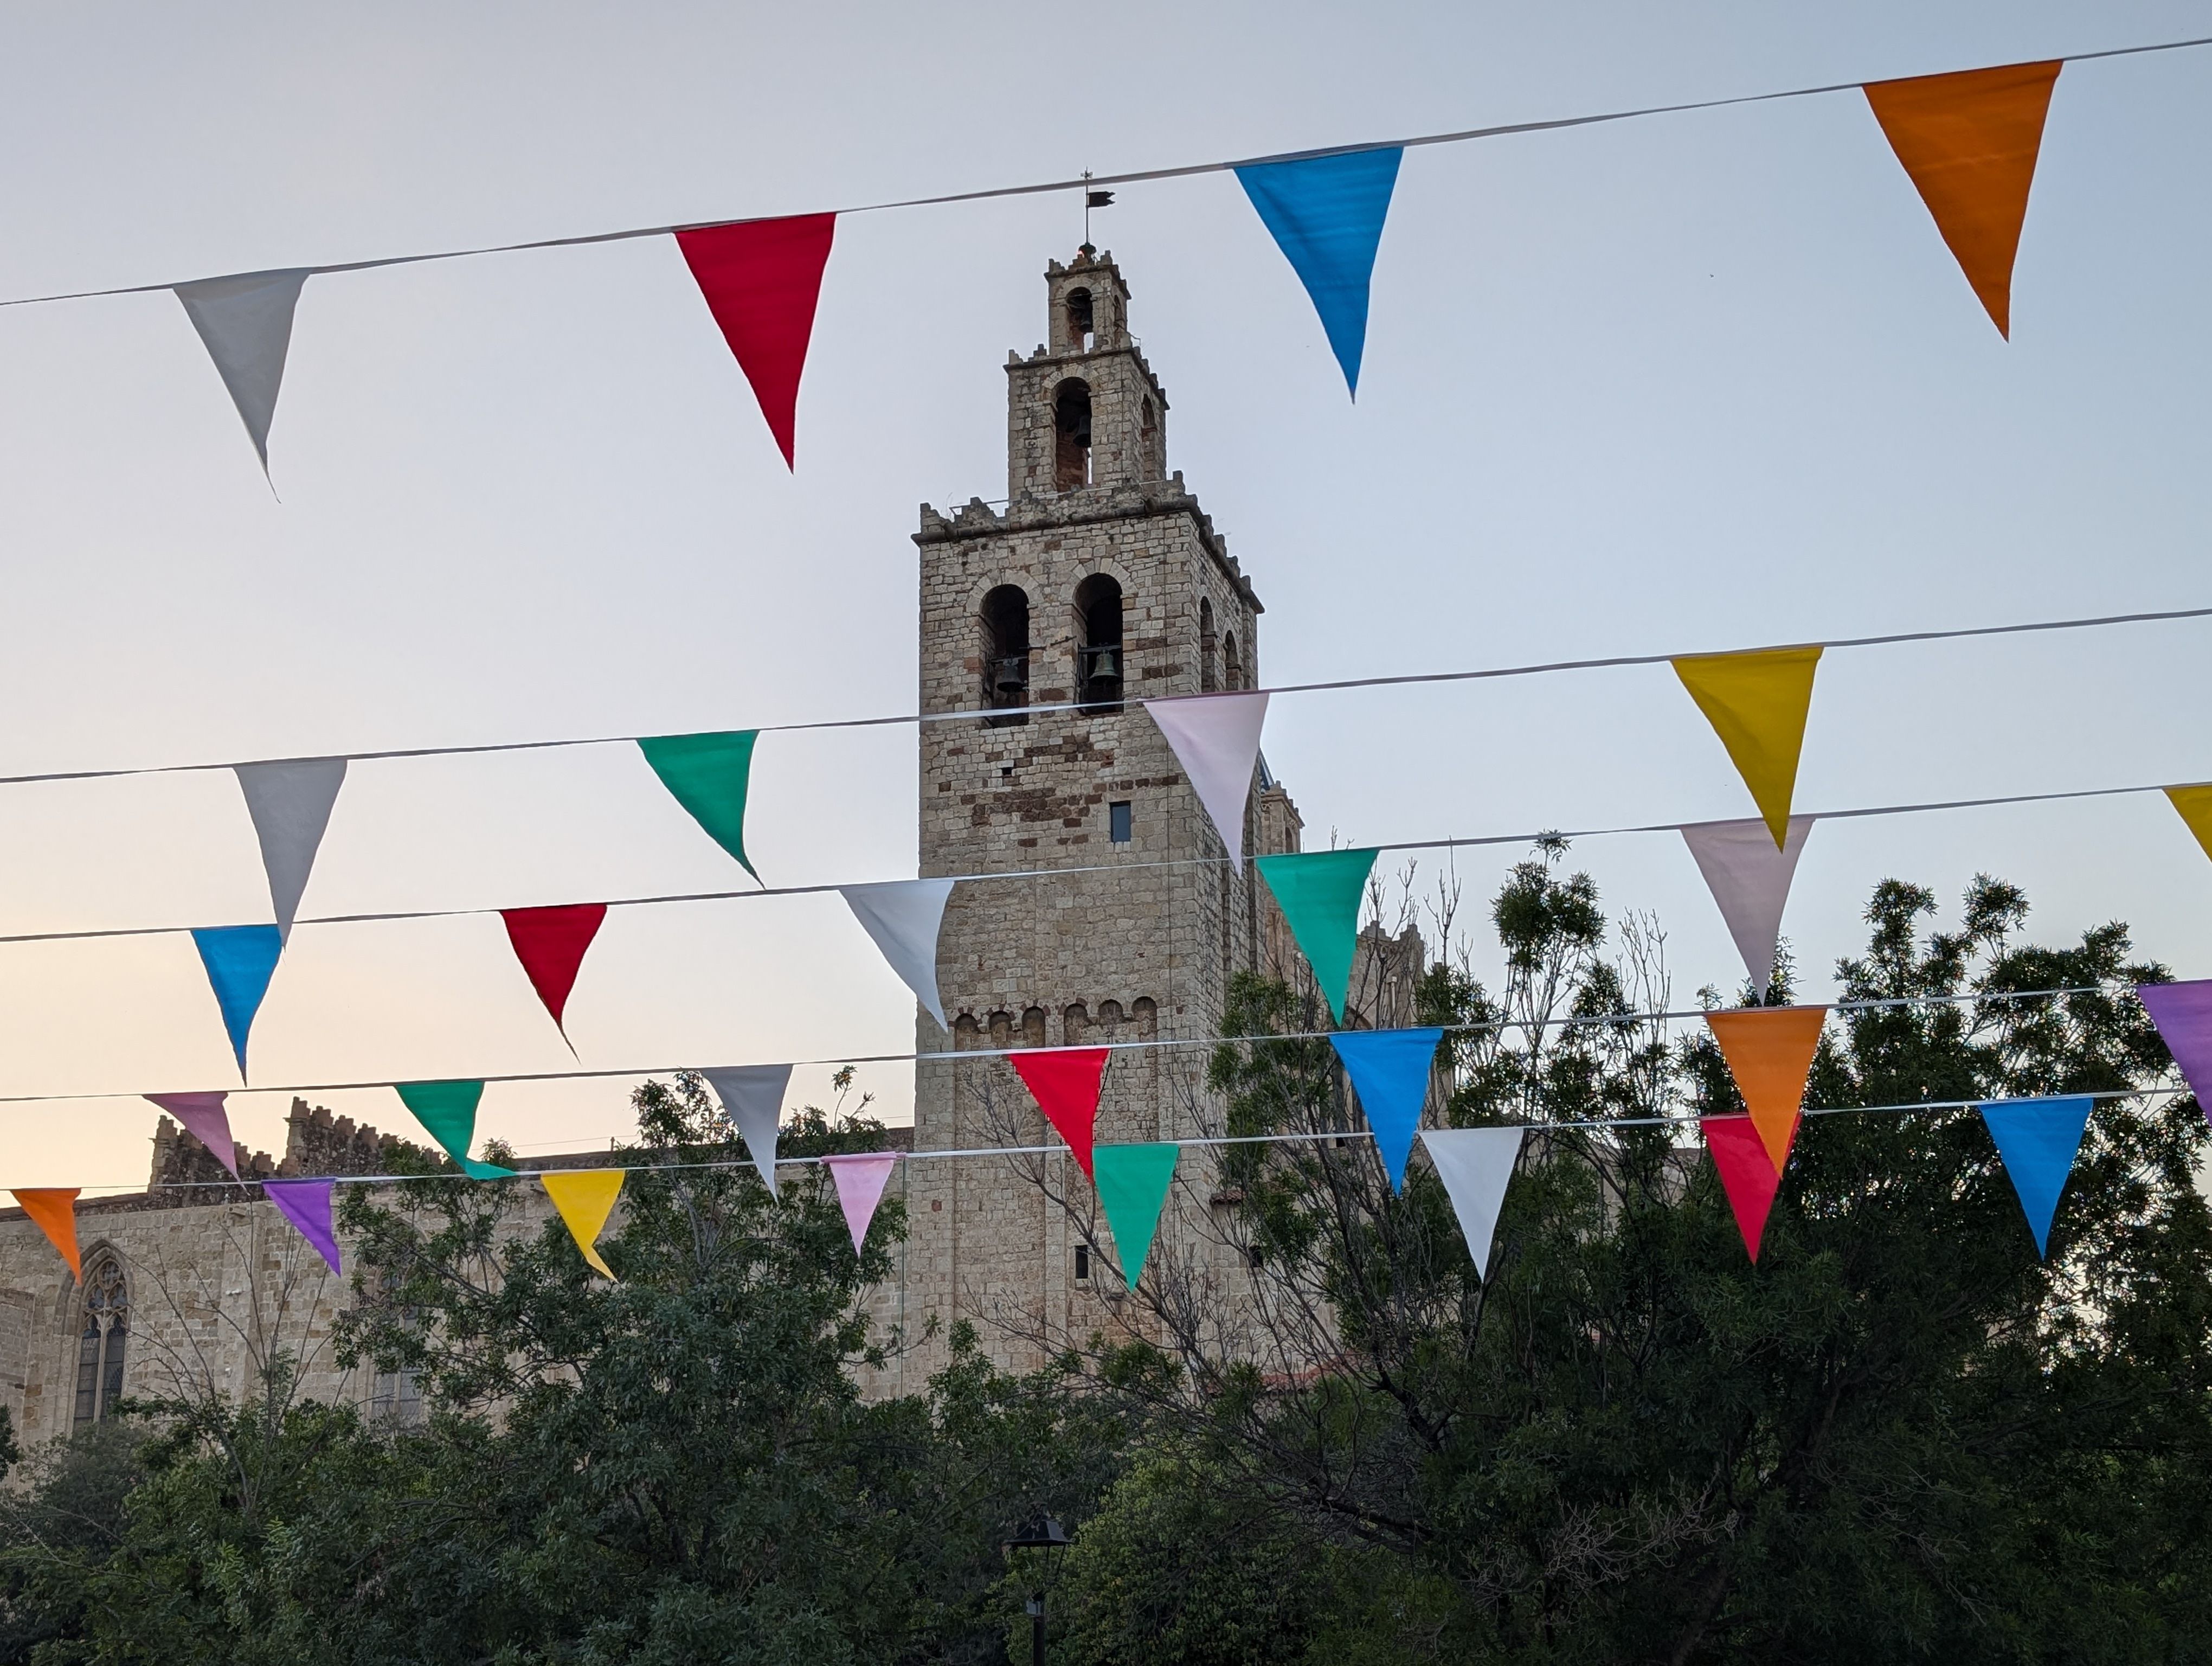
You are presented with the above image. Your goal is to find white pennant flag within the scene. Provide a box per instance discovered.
[1145,691,1269,866]
[175,269,311,472]
[840,879,955,1030]
[234,758,347,944]
[703,1064,794,1197]
[1680,815,1815,1001]
[1419,1126,1524,1278]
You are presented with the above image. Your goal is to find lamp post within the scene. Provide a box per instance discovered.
[1001,1515,1072,1666]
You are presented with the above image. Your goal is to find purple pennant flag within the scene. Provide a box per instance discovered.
[263,1178,340,1273]
[2138,981,2212,1123]
[147,1091,238,1176]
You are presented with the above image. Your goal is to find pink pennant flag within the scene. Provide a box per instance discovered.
[1144,692,1269,866]
[822,1153,900,1254]
[147,1091,239,1176]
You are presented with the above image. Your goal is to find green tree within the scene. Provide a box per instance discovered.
[1064,851,2212,1662]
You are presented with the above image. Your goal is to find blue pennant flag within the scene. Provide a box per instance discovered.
[1330,1027,1443,1192]
[1235,147,1403,397]
[190,925,284,1081]
[1978,1095,2094,1257]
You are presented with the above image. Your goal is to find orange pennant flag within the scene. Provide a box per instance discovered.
[11,1189,82,1281]
[1705,1007,1827,1173]
[1864,60,2061,337]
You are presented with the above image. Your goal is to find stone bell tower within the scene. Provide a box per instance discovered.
[884,249,1303,1386]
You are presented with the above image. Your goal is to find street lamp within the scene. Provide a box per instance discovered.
[1001,1515,1072,1666]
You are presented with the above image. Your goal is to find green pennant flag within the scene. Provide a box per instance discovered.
[1092,1142,1179,1291]
[638,731,762,881]
[1255,848,1378,1023]
[395,1081,513,1179]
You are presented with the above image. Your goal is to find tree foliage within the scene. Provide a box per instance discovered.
[1,864,2208,1663]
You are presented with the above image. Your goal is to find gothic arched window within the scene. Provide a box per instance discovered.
[1199,598,1218,693]
[72,1256,128,1428]
[1053,379,1092,491]
[980,585,1031,725]
[1075,574,1123,712]
[1223,629,1243,692]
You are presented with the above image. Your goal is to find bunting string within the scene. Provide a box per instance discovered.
[0,774,2189,953]
[0,599,2203,791]
[0,33,2204,314]
[0,980,2137,1111]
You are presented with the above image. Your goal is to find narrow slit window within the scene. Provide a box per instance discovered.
[1109,801,1133,843]
[1074,1245,1091,1281]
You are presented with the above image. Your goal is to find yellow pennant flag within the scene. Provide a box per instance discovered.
[1864,60,2061,338]
[1672,646,1821,850]
[1705,1008,1827,1174]
[540,1170,625,1278]
[11,1189,82,1281]
[2165,785,2212,864]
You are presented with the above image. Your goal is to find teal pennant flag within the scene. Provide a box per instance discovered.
[1255,848,1378,1024]
[395,1080,513,1179]
[638,730,762,881]
[1092,1142,1179,1291]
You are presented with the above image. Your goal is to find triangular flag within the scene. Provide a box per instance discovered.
[840,880,956,1029]
[703,1064,794,1196]
[394,1081,514,1180]
[1978,1095,2093,1258]
[2163,786,2212,866]
[1704,1006,1827,1172]
[1864,61,2061,338]
[264,1178,340,1273]
[1144,693,1269,866]
[500,904,608,1043]
[1418,1126,1523,1277]
[1255,848,1378,1023]
[190,924,284,1081]
[147,1091,237,1177]
[234,758,346,943]
[638,731,761,881]
[1092,1143,1179,1291]
[1672,647,1822,849]
[1331,1028,1441,1193]
[2137,980,2212,1122]
[11,1190,81,1281]
[174,268,311,472]
[822,1152,900,1254]
[673,213,837,469]
[1010,1047,1110,1181]
[1681,816,1815,1001]
[1234,148,1402,396]
[1702,1117,1782,1263]
[541,1169,626,1278]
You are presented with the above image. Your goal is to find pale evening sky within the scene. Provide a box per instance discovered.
[0,1,2208,1188]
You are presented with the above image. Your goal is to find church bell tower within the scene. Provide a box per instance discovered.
[891,249,1302,1381]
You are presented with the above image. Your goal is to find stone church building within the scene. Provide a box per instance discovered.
[0,249,1421,1444]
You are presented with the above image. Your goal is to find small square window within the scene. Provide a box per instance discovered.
[1109,801,1133,843]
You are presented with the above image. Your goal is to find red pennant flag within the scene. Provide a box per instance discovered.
[500,904,607,1042]
[1702,1118,1782,1264]
[1705,1006,1827,1174]
[674,214,837,470]
[1010,1047,1110,1181]
[12,1189,82,1281]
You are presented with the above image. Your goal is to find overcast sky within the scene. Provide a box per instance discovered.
[1,1,2208,1189]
